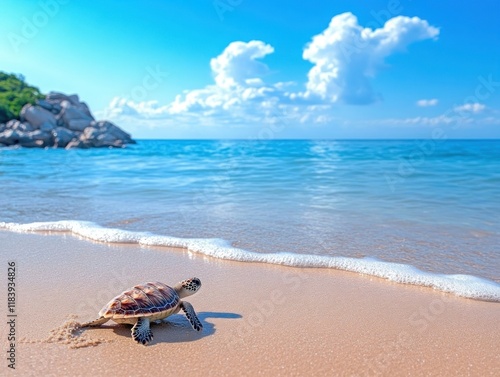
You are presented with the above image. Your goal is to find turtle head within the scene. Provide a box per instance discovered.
[174,277,201,298]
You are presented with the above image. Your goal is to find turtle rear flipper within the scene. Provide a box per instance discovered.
[81,317,109,327]
[132,317,153,345]
[181,301,203,331]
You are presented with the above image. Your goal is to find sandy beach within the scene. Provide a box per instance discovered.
[2,1,500,376]
[0,230,498,376]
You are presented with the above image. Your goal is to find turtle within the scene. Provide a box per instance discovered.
[81,278,203,345]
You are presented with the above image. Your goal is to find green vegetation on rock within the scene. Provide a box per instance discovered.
[0,72,44,123]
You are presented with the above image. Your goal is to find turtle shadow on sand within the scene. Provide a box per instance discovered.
[108,311,241,344]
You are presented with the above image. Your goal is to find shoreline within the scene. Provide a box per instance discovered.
[1,220,499,302]
[1,230,499,376]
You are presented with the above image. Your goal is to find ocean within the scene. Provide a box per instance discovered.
[1,140,499,300]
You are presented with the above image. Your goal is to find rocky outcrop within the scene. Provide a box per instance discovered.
[0,92,135,149]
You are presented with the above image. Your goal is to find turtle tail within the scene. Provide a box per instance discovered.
[81,317,109,328]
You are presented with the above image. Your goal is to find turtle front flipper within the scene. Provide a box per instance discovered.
[180,301,203,331]
[132,317,153,345]
[81,316,109,327]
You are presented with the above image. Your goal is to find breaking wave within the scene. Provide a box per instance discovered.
[1,220,499,302]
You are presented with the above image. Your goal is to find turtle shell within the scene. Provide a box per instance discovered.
[99,282,180,319]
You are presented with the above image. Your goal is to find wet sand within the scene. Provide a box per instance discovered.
[0,230,499,376]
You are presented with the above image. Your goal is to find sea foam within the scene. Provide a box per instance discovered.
[1,220,499,302]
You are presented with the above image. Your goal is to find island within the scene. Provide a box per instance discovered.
[0,72,134,148]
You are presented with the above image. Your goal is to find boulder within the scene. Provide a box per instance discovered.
[40,121,56,132]
[7,120,18,129]
[67,118,92,132]
[77,102,94,119]
[65,138,90,150]
[23,130,54,148]
[81,123,131,148]
[36,99,54,112]
[97,134,125,148]
[50,103,62,114]
[60,103,94,129]
[18,134,45,147]
[92,120,134,143]
[0,130,19,145]
[17,139,45,148]
[0,128,53,147]
[1,91,134,149]
[17,131,34,144]
[81,127,122,148]
[82,125,100,140]
[20,105,57,129]
[56,115,65,127]
[52,127,76,148]
[46,92,72,103]
[68,94,80,106]
[7,120,35,133]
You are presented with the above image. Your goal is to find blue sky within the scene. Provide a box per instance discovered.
[1,0,499,139]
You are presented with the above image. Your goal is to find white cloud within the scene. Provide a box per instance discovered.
[104,40,299,126]
[454,103,486,113]
[165,40,281,117]
[417,98,438,107]
[210,40,274,89]
[105,97,170,118]
[104,13,439,128]
[383,115,472,126]
[302,13,439,104]
[352,110,498,128]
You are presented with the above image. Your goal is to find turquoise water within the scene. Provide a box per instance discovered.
[1,140,499,284]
